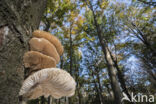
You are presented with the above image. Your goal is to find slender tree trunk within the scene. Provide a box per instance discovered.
[105,84,112,97]
[69,23,73,104]
[107,47,134,104]
[69,23,73,75]
[96,69,105,103]
[75,64,81,104]
[76,65,82,104]
[100,38,122,104]
[94,67,105,104]
[48,96,53,104]
[41,96,45,104]
[91,71,103,104]
[58,99,61,104]
[138,0,156,7]
[129,22,156,86]
[0,0,47,104]
[78,90,82,104]
[65,97,69,104]
[88,2,122,104]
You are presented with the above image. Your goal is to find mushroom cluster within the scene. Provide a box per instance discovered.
[19,30,76,101]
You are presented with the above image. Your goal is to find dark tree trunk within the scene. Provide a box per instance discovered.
[129,22,156,86]
[96,69,105,103]
[107,47,134,104]
[69,23,73,75]
[88,2,122,104]
[91,71,103,104]
[0,0,47,104]
[41,96,46,104]
[138,0,156,7]
[98,30,122,104]
[48,96,52,104]
[68,23,73,104]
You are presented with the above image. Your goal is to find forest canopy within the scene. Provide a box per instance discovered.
[37,0,156,103]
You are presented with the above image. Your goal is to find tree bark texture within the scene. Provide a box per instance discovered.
[0,0,47,104]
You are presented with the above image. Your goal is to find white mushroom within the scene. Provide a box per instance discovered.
[19,68,76,100]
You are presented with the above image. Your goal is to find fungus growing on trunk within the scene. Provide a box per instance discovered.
[29,37,60,63]
[20,30,75,103]
[23,51,56,73]
[19,68,76,100]
[33,30,64,56]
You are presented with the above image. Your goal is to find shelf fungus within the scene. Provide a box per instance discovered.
[19,68,76,100]
[29,37,60,64]
[23,51,56,74]
[33,30,64,56]
[19,30,75,103]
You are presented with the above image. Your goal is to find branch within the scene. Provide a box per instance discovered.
[138,0,156,7]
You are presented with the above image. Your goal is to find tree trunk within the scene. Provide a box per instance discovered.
[41,96,46,104]
[0,0,47,104]
[91,71,103,104]
[69,23,73,75]
[69,23,73,104]
[129,22,156,86]
[99,37,122,104]
[107,47,134,103]
[96,69,105,103]
[48,96,53,104]
[89,2,122,104]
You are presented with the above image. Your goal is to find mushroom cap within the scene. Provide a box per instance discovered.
[33,30,64,56]
[19,68,76,100]
[29,37,60,64]
[23,51,56,74]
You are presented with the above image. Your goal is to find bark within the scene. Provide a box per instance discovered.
[78,91,82,104]
[138,0,156,7]
[69,23,73,104]
[130,22,156,85]
[91,70,103,104]
[48,96,53,104]
[95,68,105,104]
[69,23,73,75]
[131,22,156,54]
[77,81,82,104]
[88,1,122,104]
[41,96,46,104]
[99,32,122,104]
[44,19,51,32]
[0,0,47,104]
[75,64,82,104]
[105,84,112,97]
[107,47,133,103]
[93,78,103,104]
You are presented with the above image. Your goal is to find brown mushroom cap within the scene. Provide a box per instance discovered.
[29,37,60,64]
[23,51,56,73]
[19,68,76,100]
[33,30,64,56]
